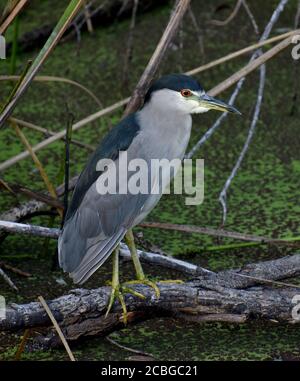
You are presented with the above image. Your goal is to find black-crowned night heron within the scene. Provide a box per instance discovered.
[58,74,240,322]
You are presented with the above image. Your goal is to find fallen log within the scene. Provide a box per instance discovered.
[1,254,300,348]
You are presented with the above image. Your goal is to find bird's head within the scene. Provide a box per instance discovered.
[144,73,240,115]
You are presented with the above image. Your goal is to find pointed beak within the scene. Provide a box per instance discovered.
[199,93,241,115]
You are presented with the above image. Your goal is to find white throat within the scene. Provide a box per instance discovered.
[137,97,192,161]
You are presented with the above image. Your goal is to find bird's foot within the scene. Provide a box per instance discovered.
[105,281,145,324]
[125,277,160,299]
[125,278,184,299]
[125,276,184,299]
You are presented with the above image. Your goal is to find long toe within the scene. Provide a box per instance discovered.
[125,278,161,299]
[105,283,147,324]
[106,287,117,318]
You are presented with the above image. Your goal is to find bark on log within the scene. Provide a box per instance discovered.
[1,254,300,347]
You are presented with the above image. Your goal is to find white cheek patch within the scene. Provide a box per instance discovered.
[150,88,210,115]
[192,106,210,114]
[190,90,209,114]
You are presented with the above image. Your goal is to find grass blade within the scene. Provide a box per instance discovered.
[0,0,84,128]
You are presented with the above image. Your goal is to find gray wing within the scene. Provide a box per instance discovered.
[58,182,148,284]
[58,113,148,284]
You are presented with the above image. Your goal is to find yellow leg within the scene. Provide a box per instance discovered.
[124,229,183,299]
[125,229,145,279]
[106,245,145,324]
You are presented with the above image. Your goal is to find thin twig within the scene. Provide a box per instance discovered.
[231,272,300,290]
[186,29,299,76]
[209,34,291,96]
[106,336,154,358]
[124,0,191,115]
[210,0,243,26]
[0,180,64,210]
[140,221,299,246]
[61,0,107,42]
[0,1,18,24]
[177,16,184,72]
[242,0,259,33]
[122,0,139,90]
[0,176,78,225]
[10,120,63,218]
[217,0,260,224]
[38,296,76,361]
[187,4,205,59]
[10,117,95,151]
[0,262,31,277]
[0,0,28,34]
[14,329,31,360]
[219,63,266,224]
[83,0,93,33]
[217,0,288,224]
[0,177,16,196]
[0,75,102,107]
[0,267,18,291]
[3,219,300,247]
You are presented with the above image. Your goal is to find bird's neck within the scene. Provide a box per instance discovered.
[137,102,192,160]
[138,102,192,134]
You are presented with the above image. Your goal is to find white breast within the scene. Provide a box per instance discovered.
[129,104,192,225]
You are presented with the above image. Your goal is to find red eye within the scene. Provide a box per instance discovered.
[181,89,192,97]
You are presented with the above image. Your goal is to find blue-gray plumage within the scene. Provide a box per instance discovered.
[58,74,240,287]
